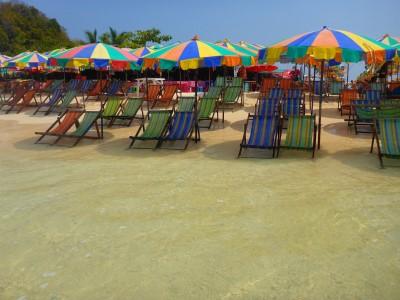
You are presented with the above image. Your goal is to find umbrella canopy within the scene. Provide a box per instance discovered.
[259,26,396,64]
[246,64,278,73]
[140,35,244,70]
[216,39,257,65]
[130,46,154,58]
[0,54,10,67]
[379,34,400,47]
[238,41,263,52]
[44,48,66,56]
[49,43,140,70]
[6,51,48,68]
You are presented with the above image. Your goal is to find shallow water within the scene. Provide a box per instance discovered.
[0,96,399,299]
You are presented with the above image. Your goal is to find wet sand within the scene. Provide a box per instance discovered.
[0,94,400,299]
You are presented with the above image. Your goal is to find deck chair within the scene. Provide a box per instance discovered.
[214,76,225,87]
[218,85,243,122]
[34,88,64,115]
[198,97,218,129]
[277,115,317,158]
[176,97,195,112]
[145,84,162,109]
[152,84,178,108]
[79,80,94,94]
[67,79,81,90]
[370,82,385,93]
[280,78,294,90]
[371,118,400,168]
[55,90,80,113]
[101,96,124,125]
[238,114,279,158]
[160,111,195,150]
[0,86,27,112]
[260,78,277,95]
[339,89,359,115]
[282,90,304,118]
[52,111,101,146]
[231,77,243,87]
[86,80,107,101]
[110,98,144,127]
[329,81,343,95]
[2,89,37,114]
[35,110,84,144]
[254,98,280,117]
[353,102,375,134]
[365,90,382,104]
[129,110,172,149]
[202,86,222,100]
[105,80,122,96]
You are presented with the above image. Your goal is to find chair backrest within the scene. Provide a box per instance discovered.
[286,89,303,100]
[166,112,194,140]
[284,115,315,149]
[198,98,216,118]
[107,80,121,95]
[255,98,280,116]
[376,118,400,155]
[50,111,83,135]
[68,79,80,90]
[120,98,142,117]
[12,87,27,103]
[48,88,64,105]
[231,77,243,87]
[280,78,294,90]
[103,97,122,117]
[223,86,241,103]
[89,80,106,95]
[40,80,53,92]
[204,86,222,99]
[341,89,359,106]
[160,84,178,100]
[141,110,171,138]
[80,80,94,93]
[215,76,225,87]
[22,90,36,104]
[248,116,278,147]
[329,81,343,95]
[147,84,162,100]
[370,82,385,92]
[260,78,277,93]
[51,80,63,92]
[365,90,382,103]
[176,97,195,112]
[282,98,302,116]
[60,90,77,106]
[267,88,284,100]
[70,111,100,137]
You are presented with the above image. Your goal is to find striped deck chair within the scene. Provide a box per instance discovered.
[176,97,195,112]
[339,89,359,115]
[365,90,382,105]
[238,114,279,158]
[160,112,195,150]
[0,86,27,112]
[329,81,343,95]
[214,76,225,87]
[267,88,284,100]
[198,97,218,129]
[231,77,243,87]
[55,90,80,113]
[282,89,304,118]
[34,88,64,115]
[53,111,101,146]
[102,96,124,121]
[67,79,81,91]
[218,85,243,122]
[105,80,122,96]
[371,118,400,168]
[79,80,94,94]
[353,101,375,134]
[129,110,172,149]
[35,110,84,144]
[255,98,280,117]
[110,98,144,127]
[152,84,178,108]
[370,82,385,93]
[2,89,37,114]
[280,78,294,90]
[202,86,222,100]
[86,80,107,100]
[277,115,317,158]
[145,84,162,108]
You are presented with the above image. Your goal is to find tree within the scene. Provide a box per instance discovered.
[99,27,131,46]
[128,28,172,49]
[84,29,98,43]
[0,2,74,55]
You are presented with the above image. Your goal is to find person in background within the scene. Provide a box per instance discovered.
[237,65,247,80]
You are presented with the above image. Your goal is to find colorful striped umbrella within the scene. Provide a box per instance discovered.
[379,34,400,47]
[0,54,10,67]
[6,51,48,68]
[44,48,66,56]
[216,39,257,65]
[49,43,140,70]
[130,46,154,58]
[237,41,264,52]
[141,35,243,70]
[259,26,396,64]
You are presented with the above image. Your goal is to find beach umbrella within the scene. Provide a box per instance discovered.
[141,35,243,140]
[130,46,154,58]
[258,26,396,149]
[0,54,10,67]
[379,34,400,47]
[238,41,264,52]
[49,42,140,70]
[44,48,66,56]
[216,39,257,66]
[6,51,48,68]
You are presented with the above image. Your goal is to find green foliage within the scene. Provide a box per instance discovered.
[0,2,74,56]
[84,29,98,43]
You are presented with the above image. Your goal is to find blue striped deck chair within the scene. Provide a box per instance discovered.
[365,90,382,105]
[282,97,303,117]
[313,80,321,95]
[267,88,284,100]
[372,118,400,168]
[161,112,195,150]
[370,82,385,93]
[238,114,279,158]
[67,79,81,90]
[34,88,64,115]
[80,80,94,94]
[255,98,280,117]
[106,80,121,95]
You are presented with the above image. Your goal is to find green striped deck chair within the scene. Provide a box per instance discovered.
[219,85,243,122]
[238,115,279,158]
[102,97,123,119]
[176,97,195,112]
[198,97,217,128]
[278,115,316,158]
[231,77,243,87]
[129,110,172,149]
[203,86,222,99]
[373,118,400,168]
[54,111,101,147]
[215,76,225,87]
[110,98,143,127]
[57,90,79,112]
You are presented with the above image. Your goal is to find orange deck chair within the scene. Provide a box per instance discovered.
[340,89,359,115]
[152,84,178,108]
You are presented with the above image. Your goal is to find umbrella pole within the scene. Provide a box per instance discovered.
[194,69,200,142]
[318,60,325,149]
[397,62,399,81]
[346,63,349,86]
[308,63,311,110]
[100,70,104,139]
[312,65,316,113]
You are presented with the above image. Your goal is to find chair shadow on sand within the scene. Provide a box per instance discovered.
[323,121,372,140]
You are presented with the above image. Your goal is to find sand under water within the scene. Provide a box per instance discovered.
[0,94,399,299]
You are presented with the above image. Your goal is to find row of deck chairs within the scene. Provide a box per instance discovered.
[239,87,316,158]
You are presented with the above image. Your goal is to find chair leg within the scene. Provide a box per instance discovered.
[237,145,243,158]
[370,135,375,153]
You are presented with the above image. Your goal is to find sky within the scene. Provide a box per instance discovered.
[13,0,400,78]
